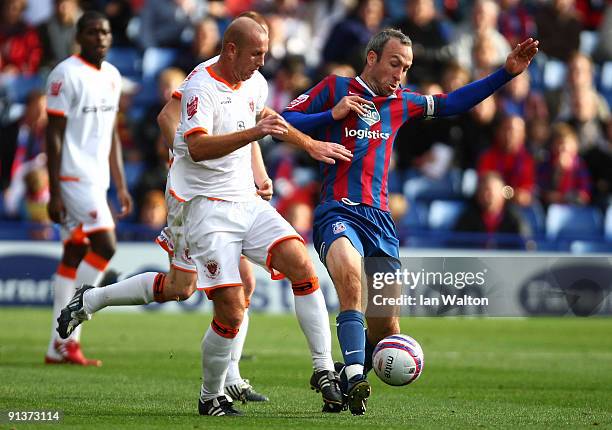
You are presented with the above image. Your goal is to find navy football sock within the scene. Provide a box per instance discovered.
[336,310,366,370]
[364,330,375,374]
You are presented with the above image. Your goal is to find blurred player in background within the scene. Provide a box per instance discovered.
[283,28,538,415]
[44,11,132,366]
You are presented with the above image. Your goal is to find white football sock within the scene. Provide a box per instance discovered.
[294,288,334,372]
[225,309,249,387]
[200,324,235,401]
[83,272,158,314]
[46,273,76,358]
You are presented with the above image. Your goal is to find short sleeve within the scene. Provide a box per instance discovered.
[284,75,333,114]
[182,84,216,139]
[46,66,74,117]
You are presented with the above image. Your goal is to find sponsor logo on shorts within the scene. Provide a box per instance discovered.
[237,121,245,130]
[205,259,220,279]
[187,95,198,120]
[332,222,346,235]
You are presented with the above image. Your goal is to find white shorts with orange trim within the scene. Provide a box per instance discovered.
[158,185,197,273]
[183,196,302,297]
[59,180,114,243]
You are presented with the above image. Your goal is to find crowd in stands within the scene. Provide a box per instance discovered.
[1,0,611,251]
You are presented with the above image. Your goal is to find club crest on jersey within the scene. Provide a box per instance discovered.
[287,94,309,109]
[187,95,198,120]
[249,98,255,112]
[205,259,220,279]
[88,210,97,220]
[49,80,62,96]
[358,103,380,126]
[332,222,346,235]
[184,248,193,264]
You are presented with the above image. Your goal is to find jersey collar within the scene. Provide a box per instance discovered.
[355,76,398,99]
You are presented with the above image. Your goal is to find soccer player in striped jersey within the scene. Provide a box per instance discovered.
[283,28,538,415]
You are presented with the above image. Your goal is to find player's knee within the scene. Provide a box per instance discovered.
[217,307,244,331]
[90,242,115,261]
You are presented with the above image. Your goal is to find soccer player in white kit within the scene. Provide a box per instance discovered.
[57,16,353,416]
[44,11,132,366]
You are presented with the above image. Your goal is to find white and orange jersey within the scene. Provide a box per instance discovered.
[168,62,268,202]
[46,55,122,190]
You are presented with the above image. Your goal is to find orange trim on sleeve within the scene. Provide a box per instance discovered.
[205,66,241,91]
[47,108,66,117]
[184,127,208,139]
[172,90,182,100]
[168,189,186,202]
[171,263,198,274]
[57,263,78,280]
[83,252,110,271]
[265,235,306,280]
[199,283,242,299]
[59,176,79,182]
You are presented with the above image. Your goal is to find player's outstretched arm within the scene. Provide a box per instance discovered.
[251,142,273,200]
[186,113,288,161]
[435,38,539,117]
[45,115,67,224]
[157,96,181,151]
[262,107,352,165]
[109,121,133,218]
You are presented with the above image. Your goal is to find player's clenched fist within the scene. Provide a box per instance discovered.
[255,112,288,139]
[331,95,374,120]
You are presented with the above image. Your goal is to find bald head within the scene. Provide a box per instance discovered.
[222,16,267,50]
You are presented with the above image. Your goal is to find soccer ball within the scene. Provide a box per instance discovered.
[372,334,424,386]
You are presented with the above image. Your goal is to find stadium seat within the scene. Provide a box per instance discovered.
[461,168,478,197]
[6,74,44,103]
[428,200,466,230]
[403,169,461,201]
[399,200,429,231]
[142,48,179,80]
[579,30,599,56]
[517,201,546,237]
[570,240,612,254]
[605,205,612,241]
[106,47,141,79]
[545,204,603,240]
[542,60,567,90]
[600,61,612,107]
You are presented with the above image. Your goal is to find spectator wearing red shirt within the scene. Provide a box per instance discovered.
[498,0,536,48]
[478,115,535,206]
[538,123,591,206]
[0,0,43,75]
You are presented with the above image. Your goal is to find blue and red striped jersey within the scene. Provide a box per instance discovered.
[284,74,446,211]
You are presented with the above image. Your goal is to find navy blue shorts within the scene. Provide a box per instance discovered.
[313,200,401,275]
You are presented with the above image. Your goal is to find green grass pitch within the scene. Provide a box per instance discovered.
[1,309,611,429]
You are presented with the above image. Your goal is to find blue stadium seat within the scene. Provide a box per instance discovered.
[6,74,44,103]
[517,201,546,237]
[403,169,461,201]
[605,205,612,241]
[142,48,178,80]
[399,200,429,230]
[570,240,612,254]
[106,47,141,79]
[579,30,599,56]
[545,204,603,240]
[542,60,567,90]
[599,61,612,107]
[461,168,478,197]
[428,200,466,230]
